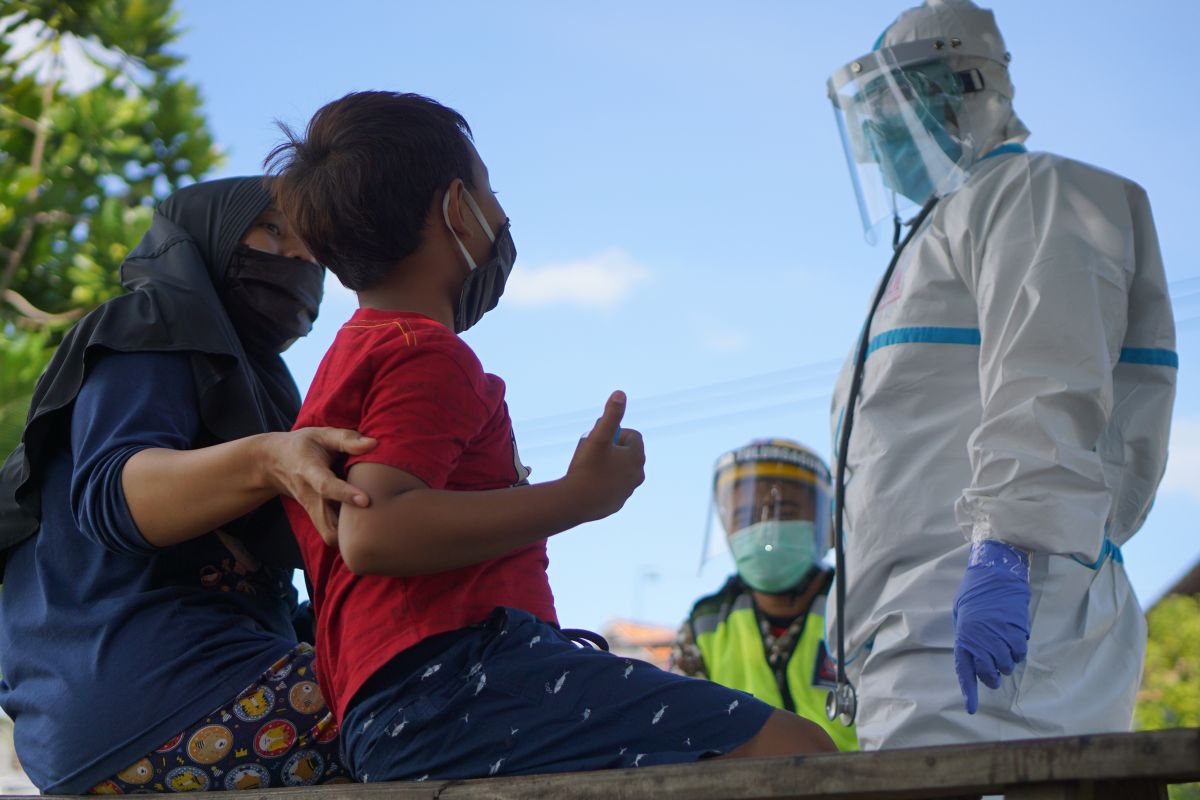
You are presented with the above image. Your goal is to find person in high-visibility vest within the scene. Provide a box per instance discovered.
[670,439,857,751]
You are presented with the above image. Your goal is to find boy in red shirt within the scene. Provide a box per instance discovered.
[271,91,836,782]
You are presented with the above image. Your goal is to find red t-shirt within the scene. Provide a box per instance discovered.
[284,308,557,721]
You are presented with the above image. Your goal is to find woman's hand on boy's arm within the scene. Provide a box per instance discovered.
[562,390,646,522]
[261,427,376,545]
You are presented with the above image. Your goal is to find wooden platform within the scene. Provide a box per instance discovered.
[14,728,1199,799]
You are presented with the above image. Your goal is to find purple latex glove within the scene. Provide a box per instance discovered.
[953,539,1031,714]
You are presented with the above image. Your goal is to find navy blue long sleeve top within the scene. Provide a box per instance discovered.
[0,351,297,794]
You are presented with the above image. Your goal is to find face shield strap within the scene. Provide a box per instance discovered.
[957,68,985,93]
[829,37,1007,95]
[697,495,717,577]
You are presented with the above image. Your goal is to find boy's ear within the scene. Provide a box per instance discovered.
[443,179,475,240]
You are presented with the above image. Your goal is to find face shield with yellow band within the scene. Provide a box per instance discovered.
[707,440,832,595]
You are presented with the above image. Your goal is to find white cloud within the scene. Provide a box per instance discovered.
[4,17,150,94]
[504,248,650,309]
[701,329,751,353]
[1161,417,1200,503]
[314,249,650,315]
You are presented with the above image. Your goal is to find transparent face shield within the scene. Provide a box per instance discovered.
[702,456,833,594]
[828,41,983,244]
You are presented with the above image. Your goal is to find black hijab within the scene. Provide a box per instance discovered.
[0,177,306,573]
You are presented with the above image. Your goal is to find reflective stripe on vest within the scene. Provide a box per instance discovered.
[693,594,858,751]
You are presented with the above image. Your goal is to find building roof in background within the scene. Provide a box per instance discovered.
[602,618,676,670]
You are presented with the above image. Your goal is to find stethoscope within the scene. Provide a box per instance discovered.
[825,196,939,727]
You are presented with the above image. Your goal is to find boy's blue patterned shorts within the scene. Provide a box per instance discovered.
[340,607,774,782]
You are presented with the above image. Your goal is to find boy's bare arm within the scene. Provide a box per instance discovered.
[336,391,645,577]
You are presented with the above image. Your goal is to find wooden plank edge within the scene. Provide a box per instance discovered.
[6,728,1196,800]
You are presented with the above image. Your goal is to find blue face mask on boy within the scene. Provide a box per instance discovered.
[442,189,517,333]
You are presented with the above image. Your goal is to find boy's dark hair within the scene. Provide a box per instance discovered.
[266,91,475,290]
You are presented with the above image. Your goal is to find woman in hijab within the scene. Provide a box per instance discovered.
[0,177,370,794]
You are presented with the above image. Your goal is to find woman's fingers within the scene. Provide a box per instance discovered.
[317,500,341,547]
[290,429,372,507]
[311,427,376,455]
[298,476,345,546]
[315,472,371,508]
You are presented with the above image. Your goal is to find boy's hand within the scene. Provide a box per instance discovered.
[264,427,375,545]
[564,391,645,523]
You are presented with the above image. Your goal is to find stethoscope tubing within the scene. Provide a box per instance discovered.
[829,196,939,724]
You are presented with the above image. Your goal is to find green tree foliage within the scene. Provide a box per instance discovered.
[1136,593,1200,800]
[0,326,51,457]
[0,0,220,454]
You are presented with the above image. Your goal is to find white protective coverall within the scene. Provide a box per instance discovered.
[827,1,1177,750]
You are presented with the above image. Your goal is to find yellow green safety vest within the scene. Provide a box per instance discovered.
[689,578,858,752]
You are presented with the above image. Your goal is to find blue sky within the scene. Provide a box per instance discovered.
[176,1,1200,633]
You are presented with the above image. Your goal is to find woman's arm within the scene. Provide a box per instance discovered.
[69,350,373,552]
[122,427,374,548]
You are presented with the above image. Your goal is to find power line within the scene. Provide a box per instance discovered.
[516,367,843,440]
[514,286,1200,450]
[1171,290,1200,307]
[516,357,842,433]
[519,388,832,453]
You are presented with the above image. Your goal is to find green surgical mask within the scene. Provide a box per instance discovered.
[728,520,817,594]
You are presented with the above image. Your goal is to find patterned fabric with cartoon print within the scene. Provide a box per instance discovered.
[89,645,348,793]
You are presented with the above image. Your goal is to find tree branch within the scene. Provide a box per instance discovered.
[1,219,37,298]
[3,288,83,326]
[0,52,59,299]
[32,210,72,225]
[0,104,42,134]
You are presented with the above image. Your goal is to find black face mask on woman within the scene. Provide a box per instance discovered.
[221,244,324,354]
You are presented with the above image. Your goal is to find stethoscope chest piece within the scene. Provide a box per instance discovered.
[825,682,858,727]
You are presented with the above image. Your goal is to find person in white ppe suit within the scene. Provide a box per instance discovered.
[824,0,1176,749]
